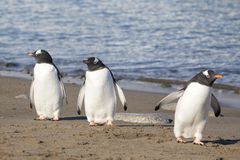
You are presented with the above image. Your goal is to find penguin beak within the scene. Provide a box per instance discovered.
[83,59,90,64]
[214,74,223,79]
[27,51,35,57]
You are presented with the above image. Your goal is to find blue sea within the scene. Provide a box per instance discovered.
[0,0,240,86]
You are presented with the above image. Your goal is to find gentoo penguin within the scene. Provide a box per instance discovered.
[28,49,67,121]
[155,70,223,145]
[77,57,127,126]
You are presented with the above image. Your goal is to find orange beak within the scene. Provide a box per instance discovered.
[214,74,223,79]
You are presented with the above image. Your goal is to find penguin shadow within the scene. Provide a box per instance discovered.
[117,124,156,127]
[61,116,87,121]
[116,122,174,127]
[117,124,174,128]
[205,138,240,145]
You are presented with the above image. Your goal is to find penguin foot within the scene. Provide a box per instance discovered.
[193,140,205,146]
[52,117,59,121]
[89,121,97,126]
[177,137,186,144]
[106,121,113,127]
[34,116,47,121]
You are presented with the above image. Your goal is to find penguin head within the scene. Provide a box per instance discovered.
[191,70,223,87]
[27,49,53,64]
[83,57,105,71]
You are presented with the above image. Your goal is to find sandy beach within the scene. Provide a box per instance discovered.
[0,76,240,160]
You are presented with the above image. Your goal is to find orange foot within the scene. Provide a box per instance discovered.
[177,137,186,144]
[52,116,59,121]
[106,120,113,127]
[89,121,97,126]
[34,116,47,121]
[193,140,205,146]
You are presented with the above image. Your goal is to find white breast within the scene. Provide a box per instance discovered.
[176,83,211,115]
[33,63,62,118]
[174,82,212,138]
[84,68,116,124]
[182,83,211,105]
[85,68,112,88]
[34,64,58,82]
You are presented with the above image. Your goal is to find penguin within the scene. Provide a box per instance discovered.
[28,49,67,121]
[77,57,127,126]
[155,70,223,145]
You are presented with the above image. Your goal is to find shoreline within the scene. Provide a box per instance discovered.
[0,75,240,117]
[1,70,240,110]
[0,76,240,159]
[1,70,240,91]
[1,69,240,91]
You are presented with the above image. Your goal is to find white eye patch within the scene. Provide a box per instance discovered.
[35,50,42,55]
[203,70,210,77]
[94,58,99,64]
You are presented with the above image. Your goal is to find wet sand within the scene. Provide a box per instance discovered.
[0,77,240,160]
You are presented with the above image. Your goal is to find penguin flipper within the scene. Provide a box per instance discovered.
[60,79,68,104]
[211,94,221,117]
[115,83,127,111]
[29,80,35,109]
[155,89,185,111]
[77,85,85,115]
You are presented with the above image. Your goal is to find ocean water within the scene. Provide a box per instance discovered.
[0,0,240,86]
